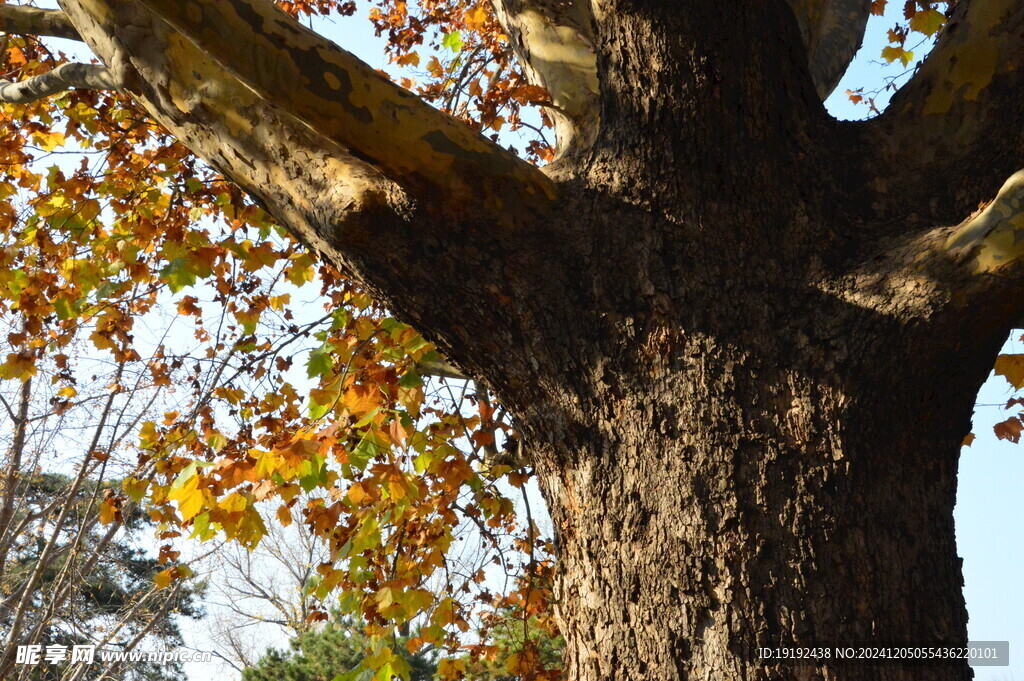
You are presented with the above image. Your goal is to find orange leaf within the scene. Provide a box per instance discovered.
[994,354,1024,389]
[994,417,1024,443]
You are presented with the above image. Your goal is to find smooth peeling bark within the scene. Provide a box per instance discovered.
[41,0,1024,679]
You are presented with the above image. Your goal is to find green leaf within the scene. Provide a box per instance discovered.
[307,343,336,378]
[52,296,76,321]
[398,369,421,389]
[351,430,387,470]
[441,31,463,52]
[353,406,380,429]
[160,258,198,293]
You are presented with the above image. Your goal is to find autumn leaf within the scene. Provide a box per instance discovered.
[464,6,488,30]
[154,568,174,590]
[276,504,293,527]
[994,354,1024,389]
[98,498,119,525]
[994,417,1024,443]
[0,358,36,382]
[396,51,420,67]
[881,45,914,66]
[908,8,946,37]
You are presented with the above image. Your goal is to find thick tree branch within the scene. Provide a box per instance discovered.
[945,169,1024,275]
[491,0,600,160]
[493,0,860,159]
[865,0,1024,223]
[786,0,870,99]
[129,0,555,214]
[0,62,118,103]
[55,0,565,404]
[822,166,1024,354]
[0,5,81,41]
[56,0,408,253]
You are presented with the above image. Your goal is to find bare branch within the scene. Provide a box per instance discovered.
[0,375,31,577]
[0,5,82,41]
[0,62,119,104]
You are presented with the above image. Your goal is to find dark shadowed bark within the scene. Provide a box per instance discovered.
[6,0,1024,678]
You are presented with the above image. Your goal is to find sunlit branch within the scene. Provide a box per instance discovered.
[130,0,555,209]
[0,62,119,104]
[0,5,82,41]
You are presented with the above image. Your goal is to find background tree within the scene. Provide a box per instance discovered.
[241,613,437,681]
[0,475,204,681]
[2,1,1023,680]
[0,346,206,681]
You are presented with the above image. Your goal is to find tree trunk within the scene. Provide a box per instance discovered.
[531,322,993,681]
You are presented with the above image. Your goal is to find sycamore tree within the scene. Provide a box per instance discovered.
[2,0,1024,679]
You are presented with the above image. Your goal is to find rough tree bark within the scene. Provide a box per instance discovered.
[5,0,1024,679]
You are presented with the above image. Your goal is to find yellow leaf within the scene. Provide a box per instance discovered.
[154,568,174,590]
[89,329,117,352]
[347,482,368,505]
[57,386,77,398]
[220,492,248,513]
[880,45,914,66]
[123,476,149,502]
[33,130,65,152]
[464,6,488,29]
[99,499,117,525]
[269,294,290,311]
[909,8,945,37]
[168,475,204,521]
[0,353,37,381]
[276,504,292,527]
[139,421,158,449]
